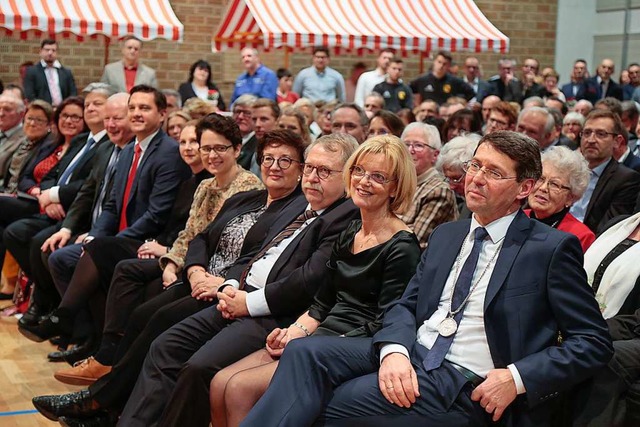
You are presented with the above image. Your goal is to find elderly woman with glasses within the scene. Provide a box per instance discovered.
[435,133,481,219]
[524,145,595,251]
[398,122,458,249]
[209,135,421,427]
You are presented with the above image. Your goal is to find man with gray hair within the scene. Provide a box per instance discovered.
[516,107,555,151]
[161,89,182,115]
[231,48,278,103]
[487,58,522,103]
[400,122,458,248]
[574,99,594,117]
[0,93,26,179]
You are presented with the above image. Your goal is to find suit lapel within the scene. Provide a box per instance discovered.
[484,211,531,309]
[425,221,468,316]
[127,131,163,199]
[116,61,126,94]
[584,159,615,220]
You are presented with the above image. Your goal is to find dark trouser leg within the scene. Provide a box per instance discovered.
[4,215,53,276]
[88,289,208,411]
[118,306,232,427]
[98,258,163,363]
[28,225,62,308]
[48,243,83,297]
[158,316,280,427]
[241,337,486,427]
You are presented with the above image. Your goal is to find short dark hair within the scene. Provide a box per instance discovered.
[442,109,482,139]
[435,50,453,63]
[196,113,242,148]
[371,110,405,137]
[129,85,167,110]
[40,39,57,48]
[257,129,306,165]
[312,46,330,57]
[389,57,403,65]
[575,59,587,66]
[53,96,87,144]
[585,109,628,142]
[188,60,213,86]
[628,63,640,70]
[277,68,293,79]
[332,103,369,126]
[477,130,542,182]
[253,98,280,120]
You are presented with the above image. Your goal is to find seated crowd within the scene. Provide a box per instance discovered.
[0,37,639,427]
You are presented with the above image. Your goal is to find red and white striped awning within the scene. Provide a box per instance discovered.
[0,0,183,41]
[213,0,508,54]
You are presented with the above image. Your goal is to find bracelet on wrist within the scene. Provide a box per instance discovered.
[292,322,311,336]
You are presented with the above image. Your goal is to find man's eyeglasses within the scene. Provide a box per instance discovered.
[261,155,301,170]
[580,129,617,140]
[444,174,465,184]
[349,165,395,185]
[462,160,517,181]
[232,109,252,117]
[302,163,341,179]
[199,144,234,155]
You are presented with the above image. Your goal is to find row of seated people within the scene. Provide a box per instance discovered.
[14,118,639,425]
[1,83,637,424]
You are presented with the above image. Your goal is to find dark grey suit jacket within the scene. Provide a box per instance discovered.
[24,62,77,104]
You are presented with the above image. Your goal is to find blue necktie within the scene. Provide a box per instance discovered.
[424,227,489,371]
[57,137,96,185]
[92,147,121,225]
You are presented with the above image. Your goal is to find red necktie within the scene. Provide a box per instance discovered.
[119,144,142,231]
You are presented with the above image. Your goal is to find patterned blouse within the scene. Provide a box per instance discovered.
[208,206,267,277]
[158,166,264,272]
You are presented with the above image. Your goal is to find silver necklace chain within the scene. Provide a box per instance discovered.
[446,234,504,318]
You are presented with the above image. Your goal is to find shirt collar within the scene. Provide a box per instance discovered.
[134,129,159,151]
[2,123,23,138]
[91,129,107,143]
[306,203,326,216]
[470,210,518,244]
[41,59,62,69]
[592,159,610,177]
[242,131,255,145]
[416,167,438,185]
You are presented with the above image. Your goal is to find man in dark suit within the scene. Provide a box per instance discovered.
[23,39,77,107]
[487,58,523,104]
[7,83,112,323]
[114,135,360,426]
[18,86,189,339]
[584,59,624,103]
[241,131,613,427]
[570,110,640,233]
[462,56,491,102]
[561,59,589,102]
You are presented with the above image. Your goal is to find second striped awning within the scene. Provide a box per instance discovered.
[0,0,183,41]
[213,0,509,54]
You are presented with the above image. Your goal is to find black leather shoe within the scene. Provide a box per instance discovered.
[19,308,73,343]
[19,303,50,326]
[63,339,98,366]
[32,390,101,421]
[59,412,113,427]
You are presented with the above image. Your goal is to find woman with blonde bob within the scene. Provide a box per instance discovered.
[209,135,421,427]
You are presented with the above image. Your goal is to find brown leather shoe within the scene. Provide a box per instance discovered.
[54,357,112,386]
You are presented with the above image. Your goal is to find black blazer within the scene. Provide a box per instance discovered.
[23,63,77,104]
[583,76,624,103]
[40,132,109,209]
[177,82,226,111]
[584,159,640,233]
[623,153,640,173]
[183,186,303,284]
[237,134,258,171]
[91,129,191,240]
[225,195,361,323]
[60,140,117,234]
[561,82,588,101]
[17,133,62,193]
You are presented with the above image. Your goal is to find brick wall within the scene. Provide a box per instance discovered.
[0,0,558,104]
